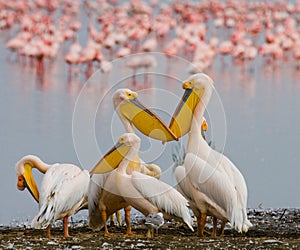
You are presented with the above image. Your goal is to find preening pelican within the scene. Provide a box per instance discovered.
[16,149,122,238]
[90,133,194,238]
[169,73,252,234]
[16,155,89,238]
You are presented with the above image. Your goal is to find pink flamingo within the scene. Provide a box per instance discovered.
[65,38,82,76]
[125,55,157,85]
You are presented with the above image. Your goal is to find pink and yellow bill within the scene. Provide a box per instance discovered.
[90,142,132,174]
[119,97,178,142]
[21,163,40,202]
[169,79,205,138]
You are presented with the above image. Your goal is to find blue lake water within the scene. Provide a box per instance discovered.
[1,39,300,225]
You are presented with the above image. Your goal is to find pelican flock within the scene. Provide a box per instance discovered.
[120,73,252,236]
[15,72,251,239]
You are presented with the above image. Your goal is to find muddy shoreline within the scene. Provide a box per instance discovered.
[1,208,299,249]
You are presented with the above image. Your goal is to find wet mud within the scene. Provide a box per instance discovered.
[1,208,299,249]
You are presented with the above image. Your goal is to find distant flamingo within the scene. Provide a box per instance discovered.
[65,38,82,76]
[125,55,157,85]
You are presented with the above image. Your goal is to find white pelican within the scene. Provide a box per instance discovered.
[16,148,124,238]
[169,73,252,234]
[16,155,89,238]
[88,89,165,233]
[90,133,194,238]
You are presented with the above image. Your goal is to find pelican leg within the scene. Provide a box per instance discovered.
[124,207,133,236]
[211,217,217,237]
[46,225,51,238]
[197,213,207,237]
[220,221,226,236]
[146,228,154,238]
[116,210,122,227]
[196,216,201,236]
[146,228,152,238]
[102,210,113,237]
[109,214,115,227]
[63,216,70,237]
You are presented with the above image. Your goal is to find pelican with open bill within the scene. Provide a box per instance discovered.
[114,88,178,142]
[90,141,132,175]
[169,78,205,138]
[89,134,143,236]
[169,73,252,235]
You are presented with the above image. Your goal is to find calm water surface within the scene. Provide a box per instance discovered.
[1,39,300,225]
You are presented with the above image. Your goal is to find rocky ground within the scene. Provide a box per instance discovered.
[1,208,299,249]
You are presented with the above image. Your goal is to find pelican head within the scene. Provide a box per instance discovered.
[113,88,138,109]
[90,133,141,175]
[118,132,141,148]
[16,155,40,202]
[112,88,177,142]
[169,73,214,138]
[182,73,214,90]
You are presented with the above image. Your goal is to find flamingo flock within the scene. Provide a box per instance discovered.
[2,0,300,80]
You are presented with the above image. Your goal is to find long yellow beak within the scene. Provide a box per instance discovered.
[169,81,204,138]
[22,163,39,203]
[90,142,131,174]
[119,97,178,142]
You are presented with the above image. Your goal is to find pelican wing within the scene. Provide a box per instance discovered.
[175,165,201,218]
[88,173,110,229]
[184,153,248,229]
[32,164,90,228]
[131,171,193,231]
[174,165,193,201]
[217,153,252,231]
[205,148,252,232]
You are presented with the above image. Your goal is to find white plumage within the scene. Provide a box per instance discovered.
[15,155,90,238]
[171,73,252,235]
[92,133,194,237]
[130,171,193,231]
[32,164,89,230]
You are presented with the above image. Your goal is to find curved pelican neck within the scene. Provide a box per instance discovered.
[187,86,212,156]
[117,145,140,174]
[21,156,51,174]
